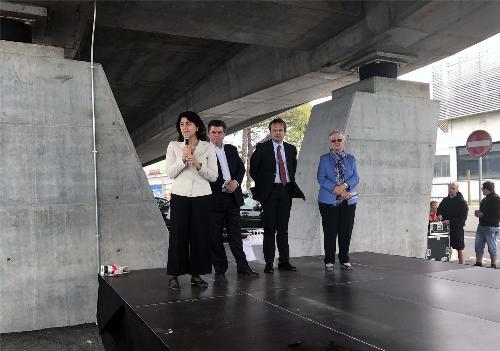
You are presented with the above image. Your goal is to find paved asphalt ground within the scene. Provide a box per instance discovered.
[462,230,500,265]
[2,233,498,351]
[0,324,104,351]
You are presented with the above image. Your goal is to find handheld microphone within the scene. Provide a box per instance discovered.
[183,134,190,163]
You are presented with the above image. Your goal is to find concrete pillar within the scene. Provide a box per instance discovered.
[289,77,439,259]
[0,40,168,333]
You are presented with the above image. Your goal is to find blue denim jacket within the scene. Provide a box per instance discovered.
[317,152,359,205]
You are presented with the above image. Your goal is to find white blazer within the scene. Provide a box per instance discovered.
[165,140,218,197]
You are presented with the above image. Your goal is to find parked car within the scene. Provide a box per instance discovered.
[155,192,262,237]
[155,196,170,224]
[240,192,263,235]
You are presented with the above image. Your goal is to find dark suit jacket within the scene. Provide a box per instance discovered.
[249,140,305,203]
[210,144,245,207]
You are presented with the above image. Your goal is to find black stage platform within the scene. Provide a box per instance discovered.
[97,252,500,351]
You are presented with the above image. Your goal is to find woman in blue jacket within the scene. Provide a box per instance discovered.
[317,131,359,270]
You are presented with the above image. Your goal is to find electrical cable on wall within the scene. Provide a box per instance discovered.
[90,0,100,275]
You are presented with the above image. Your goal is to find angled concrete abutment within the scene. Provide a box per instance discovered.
[289,77,440,259]
[0,41,168,333]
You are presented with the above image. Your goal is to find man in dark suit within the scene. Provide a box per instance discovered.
[250,118,305,273]
[208,120,259,280]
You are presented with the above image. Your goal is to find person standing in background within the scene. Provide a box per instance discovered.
[437,182,468,264]
[474,181,500,269]
[250,118,304,274]
[207,119,259,281]
[429,201,439,222]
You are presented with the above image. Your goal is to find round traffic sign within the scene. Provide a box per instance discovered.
[466,130,492,157]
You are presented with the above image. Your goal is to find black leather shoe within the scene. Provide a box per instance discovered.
[191,275,208,288]
[168,277,180,290]
[340,263,354,270]
[264,264,274,274]
[237,269,260,278]
[278,262,297,271]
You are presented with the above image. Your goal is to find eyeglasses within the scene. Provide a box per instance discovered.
[329,138,343,143]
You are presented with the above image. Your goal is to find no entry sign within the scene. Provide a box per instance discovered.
[466,130,492,157]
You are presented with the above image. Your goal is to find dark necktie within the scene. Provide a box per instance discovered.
[277,145,287,186]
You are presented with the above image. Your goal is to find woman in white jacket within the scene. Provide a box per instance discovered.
[165,111,218,289]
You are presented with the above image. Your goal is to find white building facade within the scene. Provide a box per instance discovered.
[433,111,500,201]
[431,41,500,201]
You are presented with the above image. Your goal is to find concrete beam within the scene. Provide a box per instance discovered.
[95,1,362,49]
[0,1,47,18]
[134,0,500,165]
[0,1,47,42]
[132,1,432,163]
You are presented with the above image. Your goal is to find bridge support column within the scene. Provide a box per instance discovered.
[289,77,439,259]
[0,41,168,333]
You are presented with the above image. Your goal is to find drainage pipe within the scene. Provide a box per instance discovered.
[90,1,100,274]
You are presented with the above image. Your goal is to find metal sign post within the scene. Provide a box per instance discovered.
[466,130,492,202]
[479,156,482,200]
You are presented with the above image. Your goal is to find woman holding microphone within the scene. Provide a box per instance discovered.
[165,111,218,289]
[317,131,359,271]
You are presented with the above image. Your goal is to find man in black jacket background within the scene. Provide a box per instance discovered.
[437,181,469,264]
[474,181,500,268]
[250,118,304,273]
[208,120,259,280]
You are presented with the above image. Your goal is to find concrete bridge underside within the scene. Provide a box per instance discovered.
[3,1,500,164]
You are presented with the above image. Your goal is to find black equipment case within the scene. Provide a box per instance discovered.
[426,221,450,261]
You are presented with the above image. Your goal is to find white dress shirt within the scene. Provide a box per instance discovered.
[165,140,218,197]
[272,140,290,184]
[213,143,231,181]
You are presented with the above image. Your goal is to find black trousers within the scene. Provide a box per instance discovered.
[211,193,251,273]
[167,194,213,276]
[449,226,465,250]
[261,184,293,265]
[319,201,356,264]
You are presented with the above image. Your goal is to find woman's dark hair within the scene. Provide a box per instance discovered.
[176,111,207,141]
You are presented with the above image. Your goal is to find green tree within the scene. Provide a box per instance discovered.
[274,103,312,150]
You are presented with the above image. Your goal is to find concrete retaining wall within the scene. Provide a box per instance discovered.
[0,41,168,333]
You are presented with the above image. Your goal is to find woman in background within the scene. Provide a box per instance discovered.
[165,111,218,289]
[317,131,359,271]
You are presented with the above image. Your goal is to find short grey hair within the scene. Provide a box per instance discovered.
[328,130,345,138]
